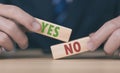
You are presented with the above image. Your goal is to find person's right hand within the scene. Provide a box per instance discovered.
[0,4,41,51]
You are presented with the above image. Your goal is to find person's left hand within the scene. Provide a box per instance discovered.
[87,16,120,55]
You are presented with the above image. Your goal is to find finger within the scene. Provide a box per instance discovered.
[104,29,120,55]
[0,16,28,49]
[87,16,120,51]
[0,4,41,32]
[0,31,14,51]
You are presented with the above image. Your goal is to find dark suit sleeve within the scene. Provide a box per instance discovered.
[0,0,11,4]
[117,0,120,15]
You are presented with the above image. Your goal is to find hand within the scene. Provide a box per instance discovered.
[0,4,41,51]
[87,16,120,55]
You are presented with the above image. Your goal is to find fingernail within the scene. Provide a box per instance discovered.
[87,41,95,51]
[32,22,41,32]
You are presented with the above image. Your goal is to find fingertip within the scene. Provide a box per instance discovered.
[19,38,29,50]
[104,48,113,55]
[19,43,28,50]
[31,21,41,32]
[21,45,28,50]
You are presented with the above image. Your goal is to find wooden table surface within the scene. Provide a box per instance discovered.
[0,49,120,73]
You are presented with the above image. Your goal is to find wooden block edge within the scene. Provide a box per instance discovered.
[51,37,90,59]
[35,18,72,42]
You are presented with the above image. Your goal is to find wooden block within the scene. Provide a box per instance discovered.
[35,18,72,42]
[51,37,90,59]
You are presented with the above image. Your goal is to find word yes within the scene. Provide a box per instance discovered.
[41,22,60,37]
